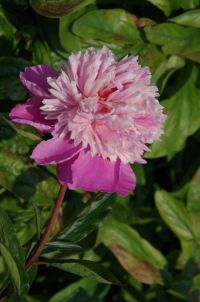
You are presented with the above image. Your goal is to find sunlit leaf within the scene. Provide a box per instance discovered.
[145,23,200,62]
[98,218,166,284]
[155,190,194,241]
[170,9,200,28]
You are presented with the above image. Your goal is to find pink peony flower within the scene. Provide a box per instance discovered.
[10,47,166,196]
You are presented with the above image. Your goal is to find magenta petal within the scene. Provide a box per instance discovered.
[20,64,59,97]
[31,136,82,165]
[9,96,53,132]
[57,150,136,196]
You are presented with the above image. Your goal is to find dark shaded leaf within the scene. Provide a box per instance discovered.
[58,194,113,242]
[187,167,200,212]
[45,259,119,284]
[30,0,93,17]
[152,55,185,93]
[0,207,28,295]
[43,240,83,254]
[0,57,29,101]
[146,65,200,159]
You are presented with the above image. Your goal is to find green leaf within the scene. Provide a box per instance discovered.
[30,0,93,17]
[31,39,53,65]
[0,117,58,206]
[187,167,200,212]
[49,279,109,302]
[45,259,119,284]
[3,117,41,142]
[152,55,185,93]
[145,0,200,16]
[73,9,141,43]
[0,57,29,101]
[71,9,145,55]
[0,7,16,55]
[170,9,200,28]
[178,0,200,9]
[139,44,165,74]
[0,207,28,295]
[0,8,15,40]
[58,194,113,242]
[0,256,9,294]
[98,218,166,284]
[145,0,171,16]
[59,4,92,53]
[35,15,68,62]
[145,23,200,62]
[43,240,83,254]
[146,65,200,159]
[0,243,21,294]
[155,190,194,241]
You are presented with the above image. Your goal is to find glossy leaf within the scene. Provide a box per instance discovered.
[43,240,83,254]
[73,9,141,43]
[71,9,145,56]
[45,259,119,284]
[58,194,113,242]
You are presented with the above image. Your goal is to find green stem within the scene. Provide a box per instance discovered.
[25,185,67,271]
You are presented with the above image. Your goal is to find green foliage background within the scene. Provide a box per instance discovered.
[0,0,200,301]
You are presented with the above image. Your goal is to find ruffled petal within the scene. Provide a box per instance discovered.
[57,149,136,196]
[64,46,115,96]
[9,96,53,132]
[20,64,59,97]
[31,136,82,164]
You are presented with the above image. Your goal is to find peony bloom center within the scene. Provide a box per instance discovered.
[40,47,165,164]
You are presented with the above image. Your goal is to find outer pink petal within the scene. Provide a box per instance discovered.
[20,64,59,97]
[9,96,53,132]
[31,136,82,164]
[57,150,136,196]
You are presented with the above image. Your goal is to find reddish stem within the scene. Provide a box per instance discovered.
[25,185,67,271]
